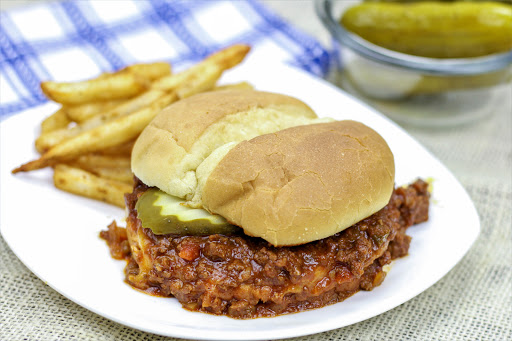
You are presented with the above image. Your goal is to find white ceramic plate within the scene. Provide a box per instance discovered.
[0,61,479,340]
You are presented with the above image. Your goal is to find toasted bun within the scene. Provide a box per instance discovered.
[201,121,395,246]
[131,90,331,200]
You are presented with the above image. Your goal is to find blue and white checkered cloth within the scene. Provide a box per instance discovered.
[0,0,330,119]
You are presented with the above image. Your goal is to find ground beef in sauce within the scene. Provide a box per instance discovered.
[101,179,430,319]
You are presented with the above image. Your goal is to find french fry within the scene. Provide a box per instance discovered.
[152,44,250,95]
[12,92,177,173]
[213,81,254,91]
[64,100,125,123]
[176,65,223,99]
[97,139,135,157]
[40,108,71,134]
[68,154,133,184]
[53,164,131,207]
[71,154,131,170]
[40,61,172,106]
[86,166,133,185]
[36,128,77,154]
[123,62,171,81]
[35,89,167,152]
[207,44,251,69]
[89,89,165,122]
[41,72,148,105]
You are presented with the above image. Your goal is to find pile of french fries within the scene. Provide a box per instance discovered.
[12,45,252,208]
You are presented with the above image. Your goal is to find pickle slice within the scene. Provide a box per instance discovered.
[135,188,239,236]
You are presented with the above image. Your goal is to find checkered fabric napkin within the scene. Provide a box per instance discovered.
[0,0,330,120]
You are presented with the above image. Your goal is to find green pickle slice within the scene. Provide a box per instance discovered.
[136,188,240,236]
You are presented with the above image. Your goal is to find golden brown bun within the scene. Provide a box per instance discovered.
[201,121,395,246]
[131,90,328,200]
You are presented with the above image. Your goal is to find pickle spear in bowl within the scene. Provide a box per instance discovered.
[341,1,512,58]
[316,0,512,127]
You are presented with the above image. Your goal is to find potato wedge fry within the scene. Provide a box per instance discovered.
[35,90,167,152]
[213,81,254,91]
[176,65,223,99]
[35,128,76,154]
[65,100,125,123]
[41,72,148,105]
[152,44,250,93]
[206,44,251,69]
[53,164,131,207]
[86,166,133,185]
[90,89,165,122]
[72,154,131,169]
[40,108,71,134]
[124,62,171,81]
[68,154,133,184]
[97,139,135,157]
[153,63,222,99]
[41,61,171,106]
[12,92,177,173]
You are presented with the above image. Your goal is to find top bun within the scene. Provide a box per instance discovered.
[131,90,331,200]
[201,120,395,246]
[131,89,394,246]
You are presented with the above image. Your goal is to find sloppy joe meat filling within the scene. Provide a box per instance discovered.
[101,179,429,319]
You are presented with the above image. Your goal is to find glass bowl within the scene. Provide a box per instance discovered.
[315,0,512,128]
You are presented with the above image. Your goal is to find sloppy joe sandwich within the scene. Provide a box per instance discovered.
[101,89,430,318]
